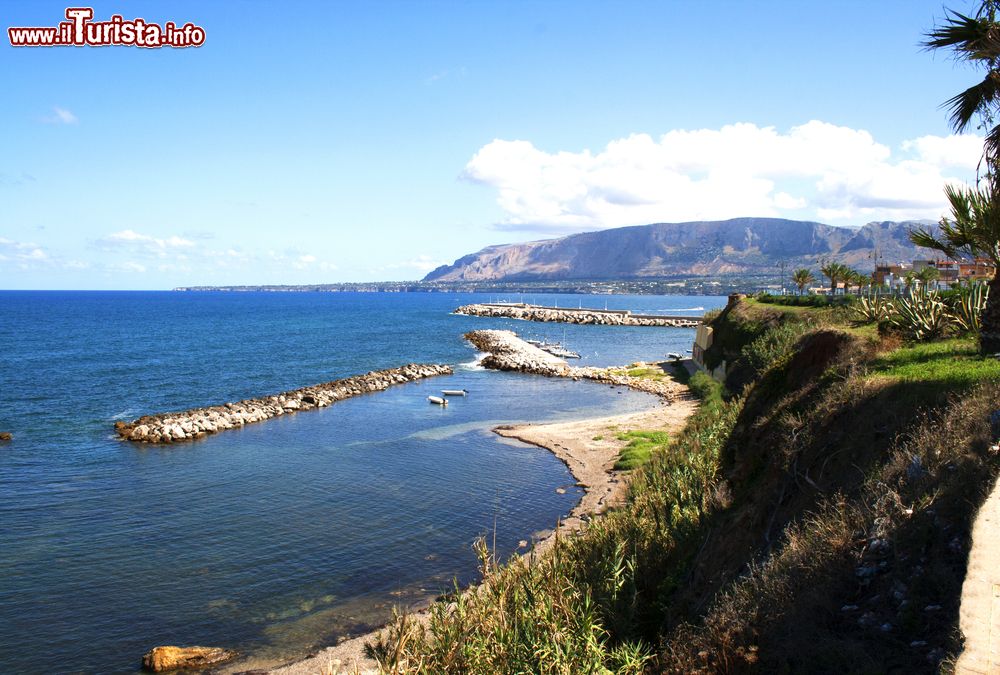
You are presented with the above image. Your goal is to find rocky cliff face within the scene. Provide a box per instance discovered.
[424,218,939,281]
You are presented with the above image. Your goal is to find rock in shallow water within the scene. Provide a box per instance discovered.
[142,645,235,671]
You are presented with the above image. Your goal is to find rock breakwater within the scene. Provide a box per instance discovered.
[465,330,683,401]
[115,364,453,444]
[456,303,699,327]
[465,329,570,376]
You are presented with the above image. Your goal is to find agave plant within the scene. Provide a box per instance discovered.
[947,280,990,333]
[851,292,894,324]
[889,287,950,341]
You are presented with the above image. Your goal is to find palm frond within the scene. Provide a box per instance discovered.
[924,9,1000,60]
[943,73,1000,131]
[912,183,1000,266]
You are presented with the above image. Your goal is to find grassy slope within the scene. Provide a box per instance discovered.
[372,298,1000,674]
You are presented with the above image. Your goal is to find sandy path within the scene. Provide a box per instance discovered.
[262,393,696,675]
[956,473,1000,675]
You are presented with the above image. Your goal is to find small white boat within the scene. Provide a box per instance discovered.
[441,389,468,396]
[667,352,682,359]
[427,396,448,406]
[547,348,581,359]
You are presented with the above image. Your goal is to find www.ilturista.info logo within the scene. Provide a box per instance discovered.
[8,7,205,48]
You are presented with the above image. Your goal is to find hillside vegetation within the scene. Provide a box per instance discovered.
[372,297,1000,673]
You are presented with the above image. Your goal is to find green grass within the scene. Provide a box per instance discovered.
[868,337,1000,388]
[614,430,670,470]
[606,364,672,382]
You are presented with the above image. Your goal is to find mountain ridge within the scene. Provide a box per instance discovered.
[424,217,941,282]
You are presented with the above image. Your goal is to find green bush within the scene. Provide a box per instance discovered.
[688,371,723,404]
[756,294,855,308]
[740,322,810,378]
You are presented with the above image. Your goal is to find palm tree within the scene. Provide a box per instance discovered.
[915,266,942,291]
[820,261,849,294]
[911,185,1000,352]
[792,268,815,295]
[846,269,865,295]
[917,3,1000,352]
[854,270,873,296]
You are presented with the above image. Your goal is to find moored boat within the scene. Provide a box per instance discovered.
[427,395,448,406]
[441,389,468,396]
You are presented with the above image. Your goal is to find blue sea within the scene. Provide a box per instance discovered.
[0,291,726,674]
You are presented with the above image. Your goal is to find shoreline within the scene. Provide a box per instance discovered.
[260,361,695,674]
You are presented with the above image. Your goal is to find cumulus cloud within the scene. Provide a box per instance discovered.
[462,121,983,232]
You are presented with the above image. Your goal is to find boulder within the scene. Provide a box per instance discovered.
[0,432,11,442]
[142,645,235,672]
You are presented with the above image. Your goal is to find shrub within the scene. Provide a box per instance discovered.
[888,288,950,341]
[947,280,989,334]
[756,294,855,308]
[851,292,894,324]
[688,371,723,404]
[740,322,810,379]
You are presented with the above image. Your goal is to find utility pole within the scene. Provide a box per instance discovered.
[779,259,786,295]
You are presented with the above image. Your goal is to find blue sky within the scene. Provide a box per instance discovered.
[0,0,989,289]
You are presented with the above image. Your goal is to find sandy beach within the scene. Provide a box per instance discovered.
[262,373,696,675]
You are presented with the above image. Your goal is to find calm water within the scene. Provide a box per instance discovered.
[0,291,726,673]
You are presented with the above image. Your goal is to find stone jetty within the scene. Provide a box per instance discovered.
[115,363,452,444]
[465,329,571,376]
[465,330,682,401]
[455,303,700,327]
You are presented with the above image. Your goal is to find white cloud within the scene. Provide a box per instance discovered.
[902,134,983,170]
[42,106,78,125]
[0,237,52,264]
[378,255,449,273]
[97,229,195,258]
[462,121,983,231]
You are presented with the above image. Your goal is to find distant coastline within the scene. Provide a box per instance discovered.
[172,277,775,296]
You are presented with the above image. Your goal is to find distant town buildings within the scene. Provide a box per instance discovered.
[873,257,996,289]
